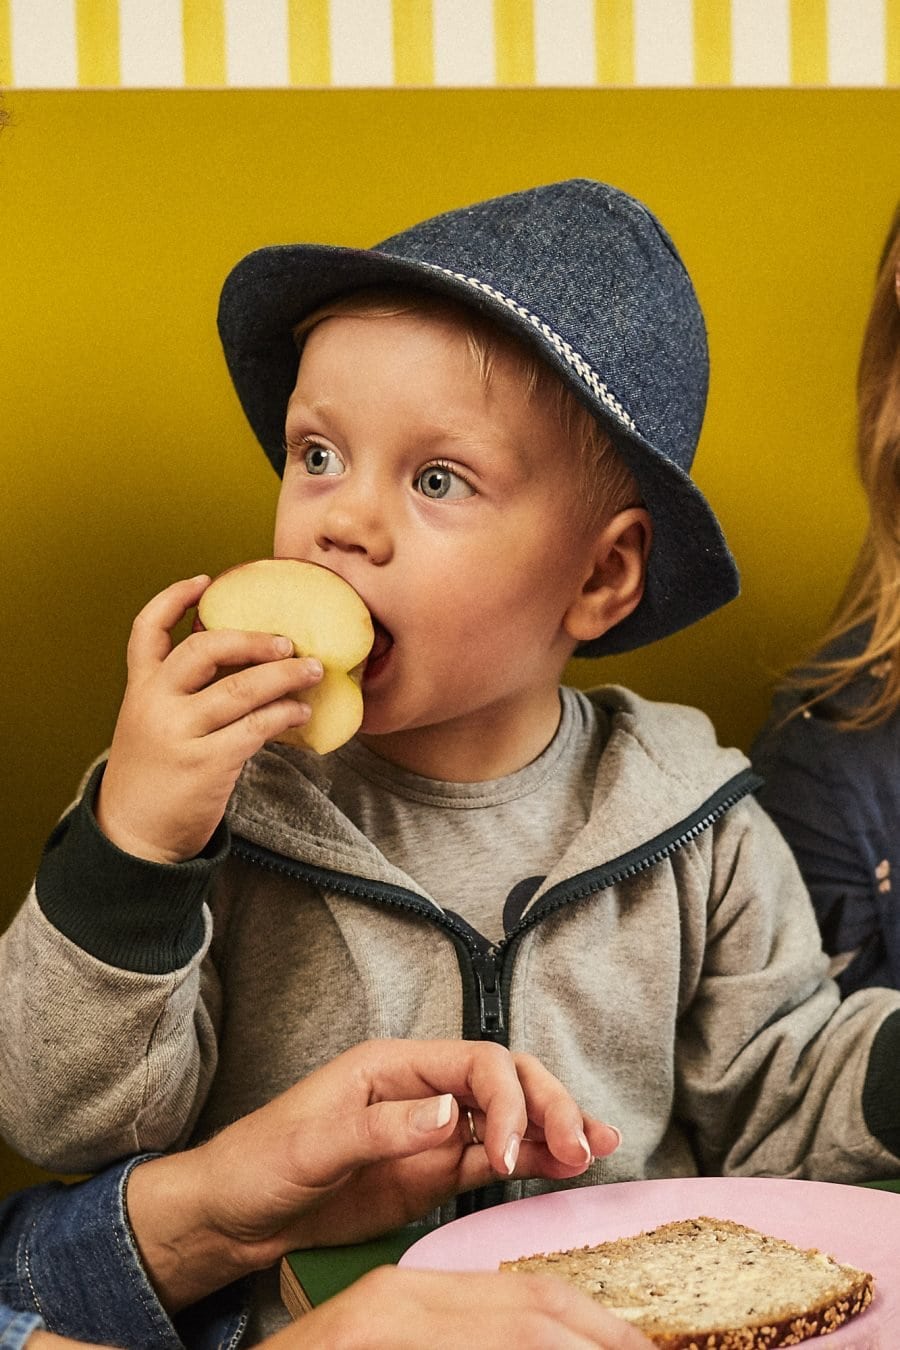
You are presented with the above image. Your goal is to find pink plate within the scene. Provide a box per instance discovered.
[400,1177,898,1348]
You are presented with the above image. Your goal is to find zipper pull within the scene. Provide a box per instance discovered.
[473,951,505,1040]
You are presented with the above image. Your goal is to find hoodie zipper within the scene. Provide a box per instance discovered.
[231,767,761,1047]
[229,837,504,1036]
[471,951,505,1040]
[509,768,762,935]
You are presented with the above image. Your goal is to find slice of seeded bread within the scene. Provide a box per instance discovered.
[499,1216,874,1348]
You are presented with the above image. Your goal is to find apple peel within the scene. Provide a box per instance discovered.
[197,558,374,755]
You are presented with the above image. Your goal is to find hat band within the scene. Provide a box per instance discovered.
[420,262,638,437]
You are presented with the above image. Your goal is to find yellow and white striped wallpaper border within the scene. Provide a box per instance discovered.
[2,0,899,90]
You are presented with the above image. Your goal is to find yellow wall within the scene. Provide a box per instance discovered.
[0,87,898,1190]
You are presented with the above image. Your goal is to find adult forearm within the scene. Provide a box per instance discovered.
[0,1162,247,1350]
[125,1152,260,1314]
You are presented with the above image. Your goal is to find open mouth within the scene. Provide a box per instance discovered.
[363,617,394,682]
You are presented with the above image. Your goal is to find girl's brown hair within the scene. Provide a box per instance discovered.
[786,206,900,729]
[292,287,641,523]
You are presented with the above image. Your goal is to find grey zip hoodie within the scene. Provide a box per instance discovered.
[4,685,900,1341]
[2,684,899,1190]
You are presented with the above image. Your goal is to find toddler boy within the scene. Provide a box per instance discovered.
[2,179,899,1336]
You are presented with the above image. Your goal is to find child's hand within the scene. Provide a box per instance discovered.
[95,575,322,863]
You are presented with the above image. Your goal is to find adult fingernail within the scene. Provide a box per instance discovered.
[411,1093,453,1133]
[577,1130,592,1165]
[273,636,293,656]
[504,1133,520,1175]
[304,657,323,678]
[606,1124,623,1150]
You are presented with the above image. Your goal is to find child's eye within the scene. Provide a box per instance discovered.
[415,463,473,500]
[304,443,343,476]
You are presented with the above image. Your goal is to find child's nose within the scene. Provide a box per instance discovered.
[314,485,392,565]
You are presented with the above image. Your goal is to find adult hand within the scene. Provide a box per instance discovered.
[126,1038,620,1312]
[22,1273,652,1350]
[96,575,322,863]
[268,1268,654,1350]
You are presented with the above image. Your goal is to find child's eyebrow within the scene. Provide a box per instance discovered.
[285,391,333,420]
[285,392,389,438]
[285,393,498,454]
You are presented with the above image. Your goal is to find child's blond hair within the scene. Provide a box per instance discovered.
[784,206,900,729]
[292,287,640,524]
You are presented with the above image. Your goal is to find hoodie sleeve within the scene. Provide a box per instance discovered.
[0,764,226,1172]
[675,795,900,1180]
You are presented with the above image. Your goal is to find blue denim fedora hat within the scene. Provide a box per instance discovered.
[217,179,739,656]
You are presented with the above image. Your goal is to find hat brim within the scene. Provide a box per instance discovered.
[217,243,739,658]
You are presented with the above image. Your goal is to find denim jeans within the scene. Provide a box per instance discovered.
[0,1157,247,1349]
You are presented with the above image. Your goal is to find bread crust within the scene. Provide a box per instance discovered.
[499,1216,874,1348]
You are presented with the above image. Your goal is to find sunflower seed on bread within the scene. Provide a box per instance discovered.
[499,1216,874,1348]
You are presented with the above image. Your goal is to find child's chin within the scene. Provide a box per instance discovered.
[357,696,392,737]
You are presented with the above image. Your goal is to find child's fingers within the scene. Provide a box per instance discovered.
[198,691,312,756]
[126,576,211,670]
[166,627,308,693]
[186,651,322,740]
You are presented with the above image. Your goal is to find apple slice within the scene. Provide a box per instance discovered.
[197,558,374,754]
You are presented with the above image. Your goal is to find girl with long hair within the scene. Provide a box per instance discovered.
[753,204,900,994]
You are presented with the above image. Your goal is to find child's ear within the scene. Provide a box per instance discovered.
[563,507,652,644]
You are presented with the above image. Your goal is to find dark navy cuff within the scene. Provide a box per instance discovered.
[862,1009,900,1158]
[36,762,229,974]
[1,1159,248,1350]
